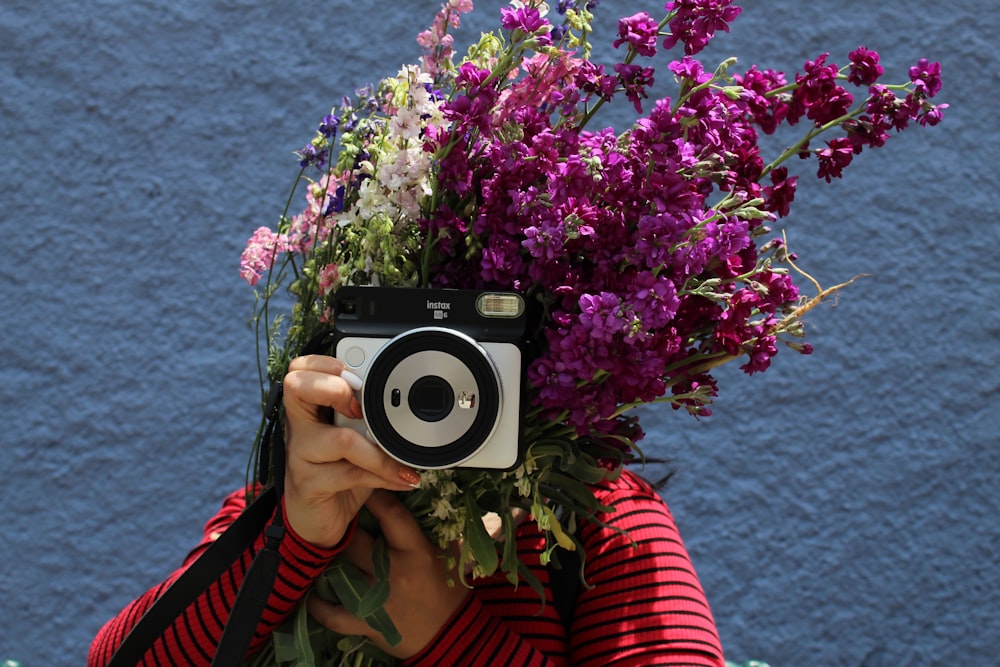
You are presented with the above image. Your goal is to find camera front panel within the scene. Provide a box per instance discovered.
[335,327,521,469]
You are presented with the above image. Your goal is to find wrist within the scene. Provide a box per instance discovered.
[281,494,356,551]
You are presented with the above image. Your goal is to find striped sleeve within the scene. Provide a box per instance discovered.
[569,470,725,666]
[403,469,724,667]
[87,489,348,667]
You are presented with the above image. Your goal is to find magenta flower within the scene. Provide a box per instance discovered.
[741,332,778,374]
[816,136,855,181]
[763,167,798,218]
[614,62,655,113]
[663,0,742,55]
[500,6,551,44]
[613,12,660,57]
[791,53,854,125]
[575,60,618,102]
[734,65,788,134]
[909,58,943,97]
[918,102,948,127]
[847,46,884,86]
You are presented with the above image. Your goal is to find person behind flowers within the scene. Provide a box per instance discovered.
[88,352,726,666]
[89,0,946,663]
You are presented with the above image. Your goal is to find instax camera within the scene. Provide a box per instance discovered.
[330,286,528,470]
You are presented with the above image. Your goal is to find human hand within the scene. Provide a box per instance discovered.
[282,355,422,549]
[307,490,471,659]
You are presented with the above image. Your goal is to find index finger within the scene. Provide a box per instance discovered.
[284,361,363,420]
[288,355,364,390]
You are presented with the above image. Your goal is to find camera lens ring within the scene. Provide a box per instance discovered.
[362,327,502,468]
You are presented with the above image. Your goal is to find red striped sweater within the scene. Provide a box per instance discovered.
[89,469,724,666]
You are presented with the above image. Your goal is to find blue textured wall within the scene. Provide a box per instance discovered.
[1,1,996,665]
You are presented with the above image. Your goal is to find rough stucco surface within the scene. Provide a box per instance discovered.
[1,1,996,665]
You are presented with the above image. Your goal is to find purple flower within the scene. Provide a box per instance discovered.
[578,292,627,341]
[669,56,712,85]
[847,46,883,86]
[318,113,340,138]
[445,63,499,133]
[816,136,855,181]
[296,143,326,169]
[557,0,600,12]
[763,166,797,218]
[918,102,948,127]
[455,61,491,88]
[575,60,618,102]
[614,62,655,113]
[753,270,799,310]
[627,271,680,332]
[734,65,789,134]
[909,58,943,98]
[613,12,660,57]
[500,6,551,44]
[741,332,778,374]
[663,0,742,56]
[790,54,854,125]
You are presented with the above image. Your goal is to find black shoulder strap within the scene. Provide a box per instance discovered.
[549,545,582,631]
[107,382,288,665]
[107,485,278,666]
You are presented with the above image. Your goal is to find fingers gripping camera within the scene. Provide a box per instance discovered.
[331,286,528,470]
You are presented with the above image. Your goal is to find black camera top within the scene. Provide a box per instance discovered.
[331,286,528,343]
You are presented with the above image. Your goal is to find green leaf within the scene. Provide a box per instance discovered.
[322,557,403,648]
[500,509,520,580]
[292,599,316,666]
[463,493,499,575]
[355,538,391,618]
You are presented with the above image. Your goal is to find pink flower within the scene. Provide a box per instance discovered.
[240,227,288,286]
[317,263,340,296]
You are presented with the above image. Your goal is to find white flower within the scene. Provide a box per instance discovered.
[390,107,424,141]
[431,496,458,520]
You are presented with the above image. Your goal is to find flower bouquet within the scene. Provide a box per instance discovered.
[240,0,944,664]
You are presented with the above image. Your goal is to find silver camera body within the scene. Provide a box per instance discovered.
[331,286,528,470]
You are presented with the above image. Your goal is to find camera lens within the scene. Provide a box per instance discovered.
[362,328,502,468]
[407,375,454,422]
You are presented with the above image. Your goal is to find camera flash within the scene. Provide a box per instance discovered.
[476,293,524,318]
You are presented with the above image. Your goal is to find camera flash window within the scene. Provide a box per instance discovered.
[476,293,524,319]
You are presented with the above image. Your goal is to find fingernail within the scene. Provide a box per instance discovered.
[341,370,363,391]
[349,397,363,420]
[398,467,422,488]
